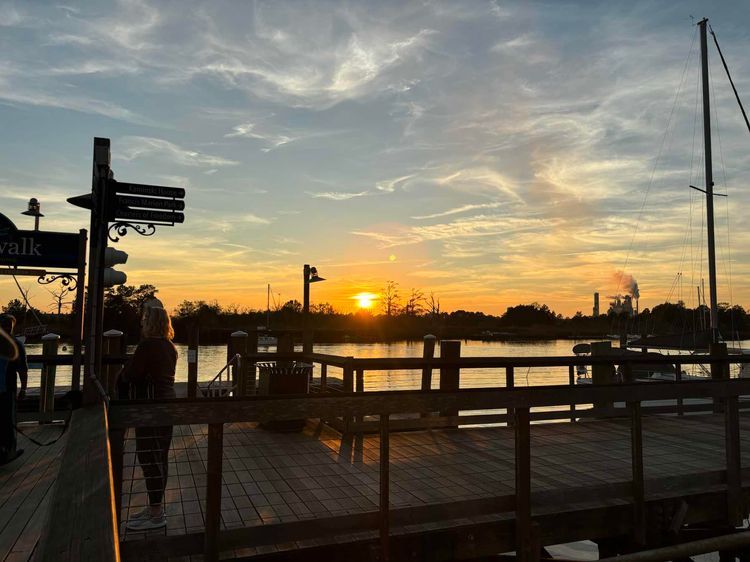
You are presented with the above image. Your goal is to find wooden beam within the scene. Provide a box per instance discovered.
[380,413,390,561]
[629,401,646,545]
[35,403,119,562]
[515,407,532,562]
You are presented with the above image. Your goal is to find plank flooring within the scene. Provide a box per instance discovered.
[0,423,68,562]
[119,412,750,558]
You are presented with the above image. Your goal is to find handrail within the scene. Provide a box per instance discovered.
[205,353,241,390]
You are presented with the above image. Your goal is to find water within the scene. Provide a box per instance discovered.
[21,338,750,391]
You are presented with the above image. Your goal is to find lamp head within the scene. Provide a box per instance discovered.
[308,266,326,283]
[21,197,44,218]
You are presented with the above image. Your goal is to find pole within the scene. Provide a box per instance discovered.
[71,229,87,392]
[303,264,311,354]
[699,19,720,344]
[83,138,110,404]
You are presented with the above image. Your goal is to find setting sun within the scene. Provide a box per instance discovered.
[352,292,378,309]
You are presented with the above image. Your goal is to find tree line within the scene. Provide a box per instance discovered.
[3,281,750,344]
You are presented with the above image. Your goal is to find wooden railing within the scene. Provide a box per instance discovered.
[107,365,750,562]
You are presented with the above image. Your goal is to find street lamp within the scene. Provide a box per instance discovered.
[303,264,326,354]
[21,198,44,231]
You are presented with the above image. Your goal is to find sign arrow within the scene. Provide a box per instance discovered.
[114,209,185,224]
[115,195,185,211]
[110,181,185,199]
[67,194,94,210]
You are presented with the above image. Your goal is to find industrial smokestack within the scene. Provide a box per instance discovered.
[613,270,639,299]
[593,292,600,316]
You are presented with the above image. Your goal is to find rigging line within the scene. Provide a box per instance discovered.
[710,24,750,135]
[710,58,737,342]
[615,26,698,296]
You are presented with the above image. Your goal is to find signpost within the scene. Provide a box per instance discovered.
[0,212,81,269]
[67,137,187,403]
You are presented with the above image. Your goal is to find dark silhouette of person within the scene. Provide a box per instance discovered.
[0,314,28,465]
[119,306,177,531]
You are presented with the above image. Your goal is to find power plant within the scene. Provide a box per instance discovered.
[593,292,599,316]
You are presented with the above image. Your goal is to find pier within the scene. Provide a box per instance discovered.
[4,348,750,561]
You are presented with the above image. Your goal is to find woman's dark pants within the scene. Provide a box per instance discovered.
[135,426,173,506]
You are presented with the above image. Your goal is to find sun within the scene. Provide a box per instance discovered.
[352,292,378,309]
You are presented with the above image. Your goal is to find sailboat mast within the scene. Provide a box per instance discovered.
[267,283,271,329]
[699,18,720,343]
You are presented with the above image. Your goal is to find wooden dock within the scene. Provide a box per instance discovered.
[116,410,750,560]
[18,350,750,561]
[0,424,67,561]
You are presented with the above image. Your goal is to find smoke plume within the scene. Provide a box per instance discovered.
[613,270,639,299]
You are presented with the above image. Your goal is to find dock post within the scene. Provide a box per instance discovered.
[355,368,364,426]
[629,400,646,545]
[379,412,390,561]
[421,334,436,391]
[711,342,729,413]
[205,423,224,562]
[724,392,742,525]
[39,333,60,423]
[439,340,460,423]
[675,362,683,416]
[247,327,258,394]
[591,341,614,411]
[102,329,123,396]
[187,323,199,398]
[568,365,576,423]
[514,407,533,562]
[342,357,354,432]
[277,332,294,369]
[506,366,515,426]
[228,331,248,397]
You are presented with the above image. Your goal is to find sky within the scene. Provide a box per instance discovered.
[2,0,750,316]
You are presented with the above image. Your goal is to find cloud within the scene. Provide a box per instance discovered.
[117,136,239,167]
[376,174,414,193]
[412,202,503,220]
[306,191,369,201]
[224,122,297,150]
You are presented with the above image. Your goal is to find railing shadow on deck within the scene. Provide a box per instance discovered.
[38,352,750,562]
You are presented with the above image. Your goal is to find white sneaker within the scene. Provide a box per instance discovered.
[125,510,166,531]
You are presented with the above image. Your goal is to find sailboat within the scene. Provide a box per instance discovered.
[258,283,278,347]
[577,18,750,384]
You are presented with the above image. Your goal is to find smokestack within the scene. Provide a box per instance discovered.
[593,292,600,316]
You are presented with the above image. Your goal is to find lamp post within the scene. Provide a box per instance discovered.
[303,264,326,354]
[21,198,44,231]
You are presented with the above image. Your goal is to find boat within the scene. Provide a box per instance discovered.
[577,19,750,385]
[258,284,278,347]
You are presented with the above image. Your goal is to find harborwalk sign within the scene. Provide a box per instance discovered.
[0,212,80,269]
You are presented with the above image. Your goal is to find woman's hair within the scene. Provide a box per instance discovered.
[141,307,174,340]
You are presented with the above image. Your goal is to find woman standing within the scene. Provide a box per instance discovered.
[121,306,177,531]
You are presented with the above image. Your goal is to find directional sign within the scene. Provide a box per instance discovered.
[0,213,81,269]
[114,209,185,224]
[115,195,185,211]
[111,181,185,199]
[67,194,93,210]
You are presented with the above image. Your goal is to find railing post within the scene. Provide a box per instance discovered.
[103,329,124,396]
[205,423,224,562]
[342,357,354,432]
[711,342,729,413]
[514,407,533,562]
[629,400,646,546]
[724,391,742,525]
[39,333,60,423]
[440,340,461,424]
[675,362,683,416]
[380,412,390,562]
[228,331,248,396]
[506,366,515,427]
[247,328,258,393]
[320,363,328,392]
[591,341,614,411]
[355,368,365,426]
[187,324,199,399]
[421,334,436,391]
[568,365,576,423]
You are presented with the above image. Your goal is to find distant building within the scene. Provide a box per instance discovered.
[608,295,634,317]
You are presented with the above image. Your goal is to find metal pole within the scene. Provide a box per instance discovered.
[699,18,720,343]
[303,264,311,354]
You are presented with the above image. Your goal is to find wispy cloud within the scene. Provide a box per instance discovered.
[412,202,503,220]
[117,136,239,167]
[306,191,369,201]
[376,174,414,193]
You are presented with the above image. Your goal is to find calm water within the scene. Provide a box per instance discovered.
[22,338,750,391]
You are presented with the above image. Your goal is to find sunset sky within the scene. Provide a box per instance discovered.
[2,1,750,316]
